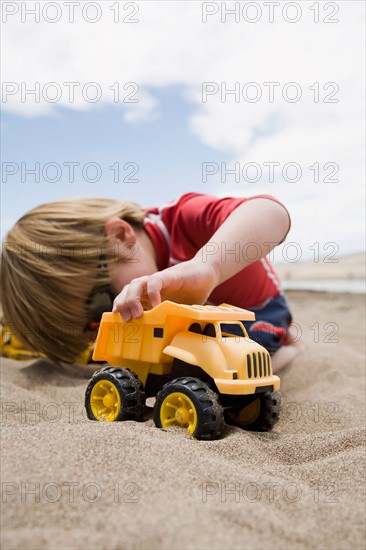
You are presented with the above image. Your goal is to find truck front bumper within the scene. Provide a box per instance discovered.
[214,375,280,395]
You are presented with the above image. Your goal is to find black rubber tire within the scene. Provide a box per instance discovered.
[224,391,281,432]
[85,367,146,422]
[153,377,224,440]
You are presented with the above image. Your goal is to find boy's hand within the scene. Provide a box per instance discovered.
[112,259,219,321]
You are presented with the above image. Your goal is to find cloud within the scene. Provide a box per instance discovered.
[1,0,365,255]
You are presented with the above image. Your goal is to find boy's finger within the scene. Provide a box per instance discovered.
[122,279,147,319]
[112,282,143,321]
[147,275,163,308]
[112,286,132,321]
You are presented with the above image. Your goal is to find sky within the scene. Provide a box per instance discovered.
[1,0,365,262]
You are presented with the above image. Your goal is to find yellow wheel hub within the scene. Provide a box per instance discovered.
[90,380,121,422]
[229,398,261,426]
[160,392,198,436]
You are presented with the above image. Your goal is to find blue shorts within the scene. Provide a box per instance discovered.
[223,294,293,354]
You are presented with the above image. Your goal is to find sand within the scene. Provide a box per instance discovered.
[274,252,365,281]
[1,290,365,550]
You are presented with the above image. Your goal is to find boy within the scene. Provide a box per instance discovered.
[1,192,303,372]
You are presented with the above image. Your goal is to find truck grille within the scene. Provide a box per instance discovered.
[247,352,271,378]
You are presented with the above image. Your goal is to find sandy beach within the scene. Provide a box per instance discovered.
[1,289,365,550]
[274,252,365,281]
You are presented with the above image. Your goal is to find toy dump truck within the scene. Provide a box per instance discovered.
[1,324,43,361]
[0,323,95,363]
[85,301,281,440]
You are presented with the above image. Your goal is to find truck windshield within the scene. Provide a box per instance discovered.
[220,322,247,338]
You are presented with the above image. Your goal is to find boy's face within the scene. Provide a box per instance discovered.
[105,218,158,296]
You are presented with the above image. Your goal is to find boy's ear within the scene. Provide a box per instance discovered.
[104,217,137,245]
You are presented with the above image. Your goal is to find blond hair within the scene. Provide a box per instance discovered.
[1,197,145,364]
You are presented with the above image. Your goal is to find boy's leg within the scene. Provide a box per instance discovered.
[243,294,292,352]
[243,294,304,372]
[270,338,306,373]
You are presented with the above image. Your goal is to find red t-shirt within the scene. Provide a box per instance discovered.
[143,193,288,309]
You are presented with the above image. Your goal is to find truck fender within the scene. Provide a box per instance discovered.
[163,345,199,367]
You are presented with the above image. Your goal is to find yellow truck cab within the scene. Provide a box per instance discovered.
[85,301,281,440]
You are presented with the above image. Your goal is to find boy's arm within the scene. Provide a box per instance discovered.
[113,198,290,321]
